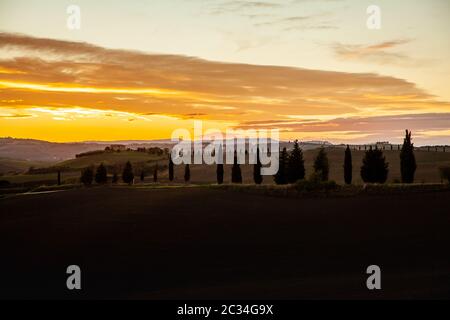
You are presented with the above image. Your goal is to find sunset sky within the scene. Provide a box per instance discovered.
[0,0,449,144]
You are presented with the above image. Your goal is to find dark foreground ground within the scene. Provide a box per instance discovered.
[0,186,449,299]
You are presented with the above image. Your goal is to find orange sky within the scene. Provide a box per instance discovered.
[0,32,449,145]
[1,0,450,145]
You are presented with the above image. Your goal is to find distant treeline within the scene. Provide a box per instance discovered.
[76,146,168,158]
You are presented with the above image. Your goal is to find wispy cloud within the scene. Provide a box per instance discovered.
[207,1,283,15]
[0,113,33,119]
[332,39,422,66]
[254,11,339,31]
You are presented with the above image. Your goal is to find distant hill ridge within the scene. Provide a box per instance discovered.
[0,137,330,161]
[1,137,447,162]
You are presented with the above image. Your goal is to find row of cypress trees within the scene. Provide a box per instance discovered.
[80,130,417,186]
[167,151,249,184]
[274,130,417,185]
[166,130,417,185]
[81,161,158,185]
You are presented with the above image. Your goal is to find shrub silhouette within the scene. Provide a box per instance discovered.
[80,167,94,186]
[360,148,389,183]
[313,147,329,181]
[296,173,338,192]
[287,140,305,183]
[231,152,242,183]
[122,161,134,185]
[95,163,108,184]
[344,145,352,185]
[253,147,263,185]
[400,130,417,183]
[274,148,288,185]
[184,164,190,182]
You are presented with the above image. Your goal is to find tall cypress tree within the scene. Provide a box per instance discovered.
[95,163,108,184]
[400,130,417,183]
[287,140,305,183]
[217,163,224,184]
[216,144,224,184]
[274,148,288,185]
[231,152,243,183]
[253,147,263,184]
[168,154,174,182]
[122,161,134,185]
[184,164,190,183]
[344,145,352,185]
[313,147,329,181]
[153,164,158,182]
[57,171,61,186]
[112,172,119,184]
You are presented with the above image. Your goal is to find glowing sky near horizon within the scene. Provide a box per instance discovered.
[0,0,449,144]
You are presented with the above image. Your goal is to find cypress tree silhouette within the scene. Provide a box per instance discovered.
[122,161,134,185]
[80,167,94,186]
[231,152,243,183]
[344,145,353,185]
[168,154,174,182]
[216,144,224,184]
[112,172,119,184]
[400,130,417,183]
[360,147,389,183]
[140,170,145,182]
[153,164,158,182]
[313,147,329,181]
[274,147,288,185]
[253,147,263,184]
[95,163,108,184]
[287,140,305,183]
[57,171,61,186]
[216,164,224,184]
[184,164,190,182]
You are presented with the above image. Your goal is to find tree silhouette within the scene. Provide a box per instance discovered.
[400,130,417,183]
[440,167,450,183]
[344,145,352,185]
[153,165,158,182]
[168,155,174,182]
[184,164,190,182]
[216,144,224,184]
[274,148,288,185]
[140,170,145,182]
[253,147,263,184]
[313,147,329,181]
[122,161,134,185]
[112,172,119,184]
[95,163,108,184]
[80,167,94,186]
[216,163,224,185]
[231,152,242,183]
[57,171,61,186]
[287,140,305,183]
[360,148,389,183]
